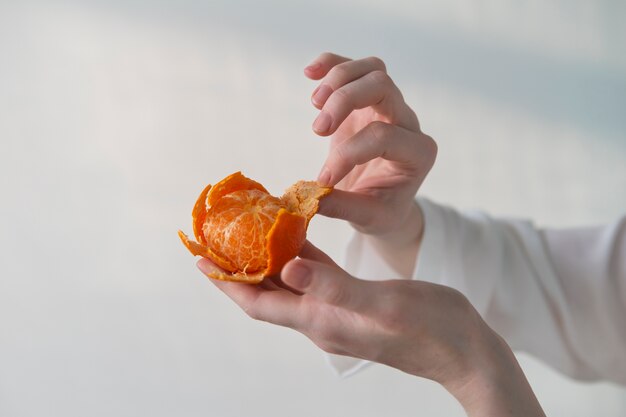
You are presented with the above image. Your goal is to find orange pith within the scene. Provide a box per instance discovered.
[178,171,332,283]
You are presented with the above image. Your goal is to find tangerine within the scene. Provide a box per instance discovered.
[178,171,332,283]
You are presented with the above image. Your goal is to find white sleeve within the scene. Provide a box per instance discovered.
[418,198,626,384]
[332,198,626,384]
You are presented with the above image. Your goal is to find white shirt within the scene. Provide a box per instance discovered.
[330,198,626,384]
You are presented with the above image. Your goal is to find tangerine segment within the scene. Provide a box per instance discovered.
[207,171,267,207]
[203,189,284,274]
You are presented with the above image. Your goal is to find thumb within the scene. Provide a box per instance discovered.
[282,258,372,311]
[316,189,383,229]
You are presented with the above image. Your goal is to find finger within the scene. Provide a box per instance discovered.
[318,121,436,186]
[258,277,282,291]
[304,52,351,81]
[310,56,387,109]
[313,71,419,136]
[316,189,384,227]
[298,240,339,267]
[281,258,373,312]
[197,259,303,328]
[267,275,304,295]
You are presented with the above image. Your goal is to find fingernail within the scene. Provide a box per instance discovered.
[317,166,331,186]
[311,84,333,107]
[286,262,311,289]
[313,111,332,134]
[196,258,215,275]
[304,62,321,72]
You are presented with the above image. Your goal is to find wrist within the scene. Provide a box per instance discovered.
[365,201,423,279]
[442,326,545,417]
[375,200,424,247]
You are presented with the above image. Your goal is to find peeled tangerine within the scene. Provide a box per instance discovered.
[178,171,332,283]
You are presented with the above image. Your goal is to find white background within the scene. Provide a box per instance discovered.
[1,1,625,416]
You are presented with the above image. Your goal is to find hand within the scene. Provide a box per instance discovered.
[304,53,437,250]
[197,243,545,417]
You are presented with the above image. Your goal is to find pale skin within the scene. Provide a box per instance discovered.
[196,53,546,417]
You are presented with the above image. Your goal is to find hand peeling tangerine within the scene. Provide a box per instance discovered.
[178,171,332,283]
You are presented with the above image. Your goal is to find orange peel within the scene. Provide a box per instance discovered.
[178,171,332,283]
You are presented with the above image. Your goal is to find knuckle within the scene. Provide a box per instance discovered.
[425,134,438,156]
[327,63,350,83]
[330,87,352,107]
[318,51,335,62]
[367,56,387,71]
[368,121,392,142]
[419,133,438,166]
[448,287,473,314]
[406,107,420,125]
[369,69,392,86]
